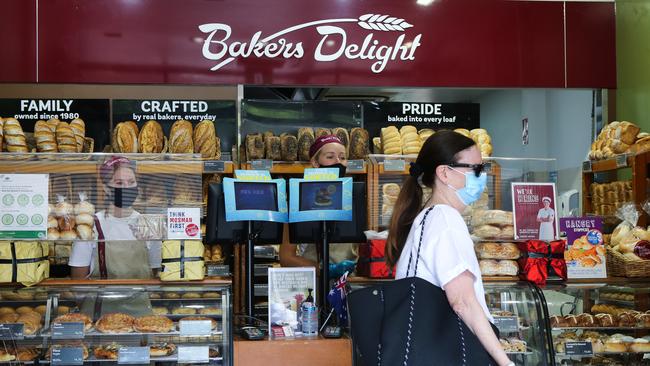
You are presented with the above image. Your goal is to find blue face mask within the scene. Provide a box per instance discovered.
[447,167,487,206]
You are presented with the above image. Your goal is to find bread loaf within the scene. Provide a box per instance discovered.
[615,121,641,145]
[3,118,28,152]
[193,120,217,158]
[476,242,520,260]
[265,135,282,160]
[372,137,382,154]
[262,131,274,142]
[69,118,85,152]
[55,122,77,153]
[418,129,434,145]
[280,134,298,161]
[349,128,369,159]
[297,128,315,161]
[245,133,265,160]
[138,120,164,153]
[169,120,194,154]
[34,120,58,152]
[454,128,471,137]
[381,126,401,155]
[315,128,331,139]
[401,126,421,155]
[332,127,350,154]
[112,122,139,153]
[0,118,4,152]
[471,210,513,227]
[473,224,501,238]
[213,136,222,160]
[629,136,650,154]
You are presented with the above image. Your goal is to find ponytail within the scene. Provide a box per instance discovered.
[386,175,423,267]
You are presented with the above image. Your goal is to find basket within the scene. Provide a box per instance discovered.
[607,249,650,277]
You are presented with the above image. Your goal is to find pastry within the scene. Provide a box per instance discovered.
[595,313,615,327]
[35,120,58,152]
[550,315,567,328]
[564,315,578,327]
[3,118,28,152]
[314,128,331,139]
[13,347,39,361]
[202,292,221,299]
[172,307,196,315]
[47,343,89,360]
[54,313,93,331]
[636,313,650,327]
[3,290,34,301]
[280,133,298,161]
[193,119,218,159]
[475,242,520,260]
[95,313,135,333]
[138,120,164,153]
[134,315,174,333]
[150,342,177,357]
[618,313,637,327]
[576,313,595,327]
[55,121,78,153]
[630,338,650,353]
[0,351,16,362]
[199,307,222,315]
[149,293,161,299]
[163,292,181,299]
[112,121,139,153]
[0,313,19,323]
[604,338,628,353]
[297,128,315,161]
[15,306,33,314]
[169,119,194,153]
[209,346,220,358]
[0,307,15,315]
[69,118,85,152]
[60,230,78,240]
[94,342,121,360]
[76,224,93,240]
[180,316,217,329]
[152,307,168,315]
[57,306,71,315]
[57,216,76,231]
[182,292,201,299]
[16,313,41,335]
[264,135,282,160]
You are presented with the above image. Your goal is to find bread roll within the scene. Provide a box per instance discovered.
[332,128,350,154]
[3,118,28,152]
[315,128,331,139]
[265,135,282,161]
[497,260,519,276]
[476,242,520,260]
[76,224,93,240]
[349,128,370,159]
[112,121,139,153]
[35,120,58,152]
[297,128,315,161]
[193,120,218,158]
[57,216,76,231]
[381,126,402,155]
[382,183,400,197]
[69,118,85,152]
[75,213,94,226]
[55,122,77,153]
[245,133,265,160]
[479,259,499,276]
[170,120,194,153]
[138,120,164,153]
[473,224,501,238]
[60,230,77,240]
[280,133,298,161]
[48,228,60,240]
[418,129,434,144]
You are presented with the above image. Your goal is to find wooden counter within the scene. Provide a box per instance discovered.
[234,335,352,366]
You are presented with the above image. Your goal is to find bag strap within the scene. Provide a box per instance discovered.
[94,215,108,279]
[405,206,434,277]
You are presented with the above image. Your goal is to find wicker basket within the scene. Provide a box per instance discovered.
[607,249,650,277]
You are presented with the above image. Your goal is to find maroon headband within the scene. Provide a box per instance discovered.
[309,135,344,159]
[99,156,133,184]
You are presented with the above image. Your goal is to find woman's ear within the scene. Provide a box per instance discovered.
[435,165,448,185]
[310,157,319,168]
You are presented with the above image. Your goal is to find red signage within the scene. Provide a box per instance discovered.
[0,0,615,88]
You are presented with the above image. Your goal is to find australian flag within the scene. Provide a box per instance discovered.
[327,271,349,327]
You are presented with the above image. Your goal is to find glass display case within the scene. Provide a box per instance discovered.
[0,282,232,365]
[542,280,650,365]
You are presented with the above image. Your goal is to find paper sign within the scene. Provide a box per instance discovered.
[251,159,273,171]
[203,160,225,173]
[303,168,339,181]
[118,347,150,364]
[383,159,405,172]
[0,174,48,239]
[493,316,519,333]
[267,267,316,335]
[178,346,209,363]
[561,217,606,279]
[347,160,365,172]
[51,347,84,365]
[234,170,272,181]
[179,320,212,336]
[582,161,592,172]
[511,182,558,241]
[0,323,24,339]
[565,341,593,355]
[52,322,84,339]
[167,207,201,239]
[615,154,628,168]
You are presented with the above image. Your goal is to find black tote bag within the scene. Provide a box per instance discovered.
[348,207,498,366]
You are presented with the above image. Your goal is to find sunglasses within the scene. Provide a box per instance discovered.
[447,163,487,177]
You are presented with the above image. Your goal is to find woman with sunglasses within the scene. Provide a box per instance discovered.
[385,130,512,366]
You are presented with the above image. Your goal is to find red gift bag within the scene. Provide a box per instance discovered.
[517,240,567,286]
[356,239,395,278]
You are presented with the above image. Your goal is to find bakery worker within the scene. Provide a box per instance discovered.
[385,130,512,365]
[537,196,555,241]
[279,135,357,277]
[69,156,162,279]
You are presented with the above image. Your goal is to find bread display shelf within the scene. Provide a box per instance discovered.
[552,326,650,331]
[556,351,650,356]
[240,161,366,174]
[37,356,224,364]
[42,328,224,338]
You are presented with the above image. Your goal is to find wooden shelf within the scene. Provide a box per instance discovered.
[240,161,367,175]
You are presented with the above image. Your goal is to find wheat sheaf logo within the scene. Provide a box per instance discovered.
[199,14,422,74]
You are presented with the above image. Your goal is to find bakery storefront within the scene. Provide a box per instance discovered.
[3,1,650,365]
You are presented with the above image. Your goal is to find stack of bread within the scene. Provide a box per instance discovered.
[471,210,514,240]
[589,181,632,216]
[589,121,650,160]
[47,193,95,241]
[609,220,650,260]
[0,118,28,152]
[379,182,432,225]
[476,242,520,277]
[243,127,368,162]
[454,128,493,157]
[203,244,224,263]
[374,125,435,155]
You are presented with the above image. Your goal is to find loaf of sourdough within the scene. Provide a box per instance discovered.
[332,127,350,154]
[193,120,217,158]
[280,133,298,161]
[297,128,315,161]
[138,120,164,153]
[112,121,139,153]
[315,128,331,139]
[245,133,265,160]
[265,135,282,160]
[349,127,369,159]
[169,120,194,153]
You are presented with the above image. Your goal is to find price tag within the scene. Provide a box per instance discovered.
[493,316,519,333]
[206,264,230,277]
[582,160,592,172]
[251,159,273,171]
[178,346,209,363]
[179,320,212,336]
[118,347,150,364]
[52,322,84,339]
[203,160,225,173]
[615,154,628,168]
[51,347,84,365]
[0,323,24,340]
[565,341,593,356]
[347,159,365,172]
[383,159,405,172]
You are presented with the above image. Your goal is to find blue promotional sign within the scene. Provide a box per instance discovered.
[223,177,288,223]
[289,176,353,223]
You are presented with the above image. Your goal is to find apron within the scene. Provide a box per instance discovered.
[538,208,555,241]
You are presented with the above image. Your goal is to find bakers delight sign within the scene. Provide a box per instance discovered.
[199,14,422,74]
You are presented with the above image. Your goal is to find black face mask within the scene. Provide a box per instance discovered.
[321,163,347,178]
[110,187,139,208]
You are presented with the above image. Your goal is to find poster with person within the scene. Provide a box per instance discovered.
[511,183,558,241]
